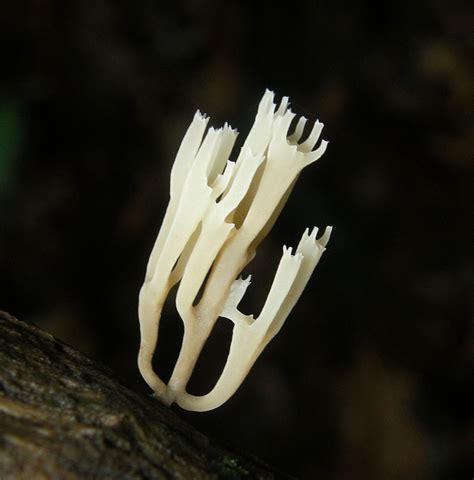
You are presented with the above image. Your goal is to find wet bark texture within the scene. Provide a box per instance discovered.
[0,311,292,480]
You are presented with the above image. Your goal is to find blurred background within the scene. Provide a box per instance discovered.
[0,1,472,478]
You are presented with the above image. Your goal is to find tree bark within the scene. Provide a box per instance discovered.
[0,311,293,480]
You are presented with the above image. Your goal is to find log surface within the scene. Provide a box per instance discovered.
[0,311,293,480]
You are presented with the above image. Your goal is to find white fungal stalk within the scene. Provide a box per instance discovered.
[138,90,332,411]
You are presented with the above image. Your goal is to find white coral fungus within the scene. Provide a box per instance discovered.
[138,90,332,411]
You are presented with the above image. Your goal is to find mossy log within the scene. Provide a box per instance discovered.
[0,311,293,480]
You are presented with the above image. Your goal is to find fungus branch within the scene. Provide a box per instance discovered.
[138,90,332,411]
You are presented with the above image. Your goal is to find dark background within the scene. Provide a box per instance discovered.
[1,1,472,478]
